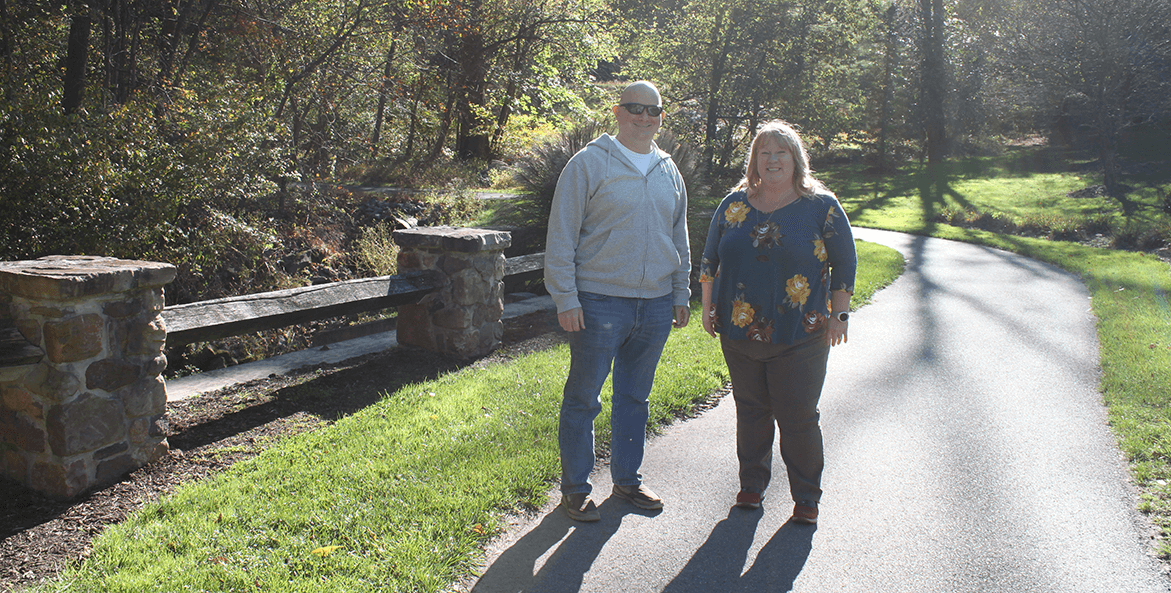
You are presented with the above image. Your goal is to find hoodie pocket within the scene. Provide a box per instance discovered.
[585,228,680,287]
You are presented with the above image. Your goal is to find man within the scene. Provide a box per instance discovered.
[544,80,691,522]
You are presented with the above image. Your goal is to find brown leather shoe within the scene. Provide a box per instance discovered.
[791,503,818,524]
[561,493,600,522]
[611,484,664,510]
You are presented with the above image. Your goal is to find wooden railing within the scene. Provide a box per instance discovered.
[159,252,546,349]
[0,252,546,365]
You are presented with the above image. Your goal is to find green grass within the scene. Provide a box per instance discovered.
[828,151,1171,556]
[827,148,1170,236]
[45,239,901,591]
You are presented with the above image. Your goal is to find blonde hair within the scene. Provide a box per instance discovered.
[733,120,827,197]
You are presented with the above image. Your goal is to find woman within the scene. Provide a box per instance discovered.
[698,120,856,524]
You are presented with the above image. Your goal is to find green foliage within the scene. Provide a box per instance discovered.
[416,187,484,227]
[0,90,282,263]
[620,0,883,172]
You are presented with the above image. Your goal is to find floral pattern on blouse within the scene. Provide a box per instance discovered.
[725,201,750,227]
[783,274,811,311]
[699,190,857,345]
[750,221,784,250]
[731,292,755,328]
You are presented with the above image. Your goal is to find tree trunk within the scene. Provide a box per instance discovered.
[173,0,219,87]
[454,30,491,161]
[878,3,897,173]
[155,0,183,88]
[0,0,12,68]
[370,41,396,158]
[421,82,458,169]
[490,35,531,155]
[63,9,91,115]
[702,7,728,175]
[919,0,947,168]
[398,75,423,165]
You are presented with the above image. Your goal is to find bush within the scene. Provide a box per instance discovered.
[512,122,704,229]
[512,120,611,227]
[355,223,399,276]
[1113,223,1171,251]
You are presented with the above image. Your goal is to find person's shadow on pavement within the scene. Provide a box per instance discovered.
[471,498,657,593]
[661,507,815,592]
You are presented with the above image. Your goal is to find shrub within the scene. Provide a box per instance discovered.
[355,223,399,276]
[655,127,706,196]
[513,120,611,227]
[512,122,704,229]
[1114,223,1171,251]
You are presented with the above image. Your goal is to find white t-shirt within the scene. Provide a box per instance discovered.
[614,139,658,176]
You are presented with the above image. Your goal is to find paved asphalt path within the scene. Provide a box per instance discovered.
[465,228,1170,593]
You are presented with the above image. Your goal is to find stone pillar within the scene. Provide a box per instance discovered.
[393,227,510,359]
[0,256,176,499]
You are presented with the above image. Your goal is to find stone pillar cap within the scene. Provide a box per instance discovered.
[393,227,511,253]
[0,256,177,301]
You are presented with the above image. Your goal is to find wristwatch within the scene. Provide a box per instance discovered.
[834,311,849,322]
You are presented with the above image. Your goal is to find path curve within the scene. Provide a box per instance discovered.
[466,228,1169,593]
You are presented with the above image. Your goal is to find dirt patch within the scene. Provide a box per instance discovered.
[0,311,565,592]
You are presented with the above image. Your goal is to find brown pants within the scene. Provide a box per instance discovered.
[720,333,830,504]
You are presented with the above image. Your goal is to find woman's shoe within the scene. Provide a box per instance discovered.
[734,491,763,509]
[791,502,818,524]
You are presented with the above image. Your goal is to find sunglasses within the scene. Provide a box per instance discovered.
[618,103,664,117]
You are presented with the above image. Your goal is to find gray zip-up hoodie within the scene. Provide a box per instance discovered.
[544,133,691,313]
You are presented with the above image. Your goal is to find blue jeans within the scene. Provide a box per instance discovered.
[559,291,674,496]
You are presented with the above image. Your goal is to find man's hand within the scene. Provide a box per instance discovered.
[558,308,585,332]
[673,305,690,328]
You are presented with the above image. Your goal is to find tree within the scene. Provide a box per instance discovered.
[918,0,948,166]
[622,0,881,174]
[440,0,610,161]
[1006,0,1171,196]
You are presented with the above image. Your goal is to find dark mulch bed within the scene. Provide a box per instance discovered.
[0,312,566,592]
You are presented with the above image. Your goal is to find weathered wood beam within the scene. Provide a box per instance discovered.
[161,270,446,348]
[159,252,547,349]
[503,252,544,277]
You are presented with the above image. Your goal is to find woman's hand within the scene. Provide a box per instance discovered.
[826,317,848,346]
[700,282,717,338]
[826,290,851,347]
[701,303,718,338]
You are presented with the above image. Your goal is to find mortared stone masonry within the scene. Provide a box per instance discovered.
[393,227,510,359]
[0,256,176,499]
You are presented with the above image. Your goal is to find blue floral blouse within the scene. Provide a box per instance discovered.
[699,190,857,344]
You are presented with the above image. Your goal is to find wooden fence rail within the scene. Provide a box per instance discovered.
[160,252,546,349]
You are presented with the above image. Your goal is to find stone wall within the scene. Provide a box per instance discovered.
[393,227,510,359]
[0,256,176,499]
